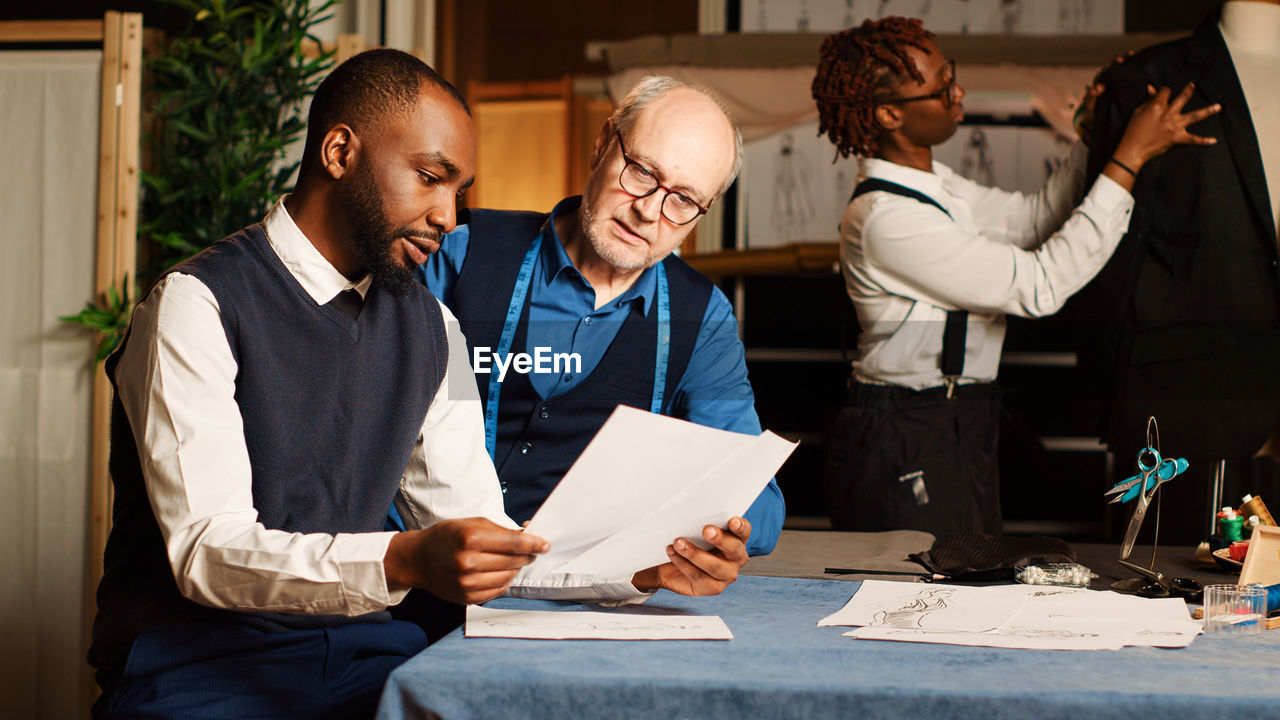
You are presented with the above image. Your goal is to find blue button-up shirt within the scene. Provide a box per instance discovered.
[418,197,784,555]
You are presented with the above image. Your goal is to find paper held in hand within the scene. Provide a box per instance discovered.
[466,606,734,640]
[521,405,797,580]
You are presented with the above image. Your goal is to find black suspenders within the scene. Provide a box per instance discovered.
[851,179,967,397]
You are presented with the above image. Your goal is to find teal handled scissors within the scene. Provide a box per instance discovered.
[1106,437,1201,601]
[1109,447,1188,559]
[1105,449,1188,505]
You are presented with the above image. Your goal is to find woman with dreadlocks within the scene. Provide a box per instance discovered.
[814,16,1219,535]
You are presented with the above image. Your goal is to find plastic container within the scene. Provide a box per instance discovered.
[1202,584,1265,634]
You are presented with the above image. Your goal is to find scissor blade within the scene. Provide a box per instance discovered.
[1106,475,1141,496]
[1120,497,1150,559]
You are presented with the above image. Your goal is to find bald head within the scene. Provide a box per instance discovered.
[574,76,741,275]
[610,76,742,198]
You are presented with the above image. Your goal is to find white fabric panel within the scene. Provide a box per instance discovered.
[0,50,101,720]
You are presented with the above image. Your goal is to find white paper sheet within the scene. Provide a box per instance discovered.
[845,625,1129,651]
[831,583,1202,650]
[522,406,797,579]
[465,605,734,640]
[817,580,1034,632]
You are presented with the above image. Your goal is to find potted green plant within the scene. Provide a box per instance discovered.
[63,0,336,359]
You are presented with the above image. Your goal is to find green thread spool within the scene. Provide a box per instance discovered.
[1219,511,1245,541]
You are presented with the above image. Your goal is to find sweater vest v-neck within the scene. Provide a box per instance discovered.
[450,208,714,523]
[92,225,448,671]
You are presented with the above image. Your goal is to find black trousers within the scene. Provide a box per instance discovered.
[825,381,1004,535]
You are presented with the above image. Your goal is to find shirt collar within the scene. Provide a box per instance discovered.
[858,157,951,202]
[543,195,659,316]
[263,195,371,304]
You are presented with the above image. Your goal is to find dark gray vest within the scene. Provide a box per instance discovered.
[91,224,448,679]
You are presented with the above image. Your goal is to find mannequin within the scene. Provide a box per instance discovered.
[1076,0,1280,545]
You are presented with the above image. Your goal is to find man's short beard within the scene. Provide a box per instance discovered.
[341,166,436,298]
[579,202,653,272]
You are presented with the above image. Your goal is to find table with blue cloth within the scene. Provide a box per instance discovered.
[376,572,1280,720]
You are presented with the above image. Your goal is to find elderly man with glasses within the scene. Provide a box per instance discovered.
[414,75,784,599]
[811,17,1218,536]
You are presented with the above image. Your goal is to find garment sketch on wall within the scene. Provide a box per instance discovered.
[772,133,817,242]
[744,118,860,247]
[875,0,934,17]
[991,0,1023,34]
[960,128,997,187]
[1057,0,1096,33]
[967,0,1120,35]
[738,0,1114,34]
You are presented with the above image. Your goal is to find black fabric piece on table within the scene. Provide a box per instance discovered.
[910,532,1076,582]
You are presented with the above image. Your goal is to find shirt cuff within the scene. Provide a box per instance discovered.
[1085,172,1135,213]
[334,531,408,615]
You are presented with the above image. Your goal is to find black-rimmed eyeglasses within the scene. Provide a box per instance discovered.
[881,59,958,108]
[615,132,709,226]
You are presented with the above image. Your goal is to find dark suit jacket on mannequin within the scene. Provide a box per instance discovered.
[1075,12,1280,467]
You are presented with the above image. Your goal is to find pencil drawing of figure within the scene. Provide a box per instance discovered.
[772,133,816,242]
[1057,0,1096,33]
[960,128,996,186]
[988,0,1022,34]
[872,588,955,628]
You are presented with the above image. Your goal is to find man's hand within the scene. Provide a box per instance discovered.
[631,517,751,597]
[384,517,549,605]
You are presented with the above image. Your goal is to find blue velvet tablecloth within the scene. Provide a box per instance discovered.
[376,575,1280,720]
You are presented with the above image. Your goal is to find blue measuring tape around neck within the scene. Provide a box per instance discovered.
[483,238,670,460]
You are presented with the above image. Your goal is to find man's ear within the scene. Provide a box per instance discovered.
[588,118,616,170]
[320,124,359,181]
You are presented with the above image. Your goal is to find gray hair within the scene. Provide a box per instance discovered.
[611,75,743,199]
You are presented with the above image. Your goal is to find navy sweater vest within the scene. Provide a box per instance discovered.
[451,208,714,523]
[90,225,448,681]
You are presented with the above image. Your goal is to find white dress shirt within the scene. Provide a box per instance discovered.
[840,143,1134,389]
[114,198,645,617]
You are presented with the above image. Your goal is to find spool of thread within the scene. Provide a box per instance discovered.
[1263,582,1280,614]
[1219,507,1244,541]
[1240,494,1276,526]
